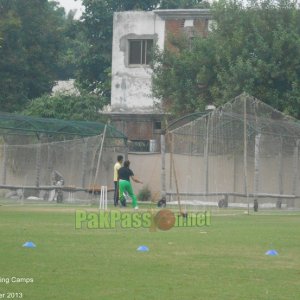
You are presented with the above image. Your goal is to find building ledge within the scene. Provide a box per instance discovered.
[101,105,167,115]
[154,9,212,20]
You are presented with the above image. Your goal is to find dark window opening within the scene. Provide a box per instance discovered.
[129,39,153,65]
[154,121,162,131]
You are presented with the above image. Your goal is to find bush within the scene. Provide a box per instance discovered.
[137,186,151,202]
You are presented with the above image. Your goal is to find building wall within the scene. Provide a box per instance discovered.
[111,10,212,113]
[110,10,212,149]
[111,113,163,152]
[113,119,160,141]
[128,152,300,207]
[111,11,165,111]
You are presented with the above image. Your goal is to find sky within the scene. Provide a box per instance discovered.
[56,0,84,18]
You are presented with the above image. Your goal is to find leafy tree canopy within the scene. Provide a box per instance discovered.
[152,0,300,118]
[23,91,108,122]
[0,0,68,112]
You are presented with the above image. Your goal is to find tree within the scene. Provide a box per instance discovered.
[0,1,28,111]
[56,10,87,80]
[152,35,216,115]
[0,0,67,112]
[23,91,107,122]
[211,0,300,118]
[152,0,300,118]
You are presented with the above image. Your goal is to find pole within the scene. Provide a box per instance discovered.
[161,134,166,198]
[277,137,284,208]
[292,140,300,207]
[35,142,42,189]
[204,115,210,194]
[81,138,88,187]
[253,134,261,205]
[92,125,107,194]
[1,143,7,184]
[243,98,249,214]
[170,132,182,214]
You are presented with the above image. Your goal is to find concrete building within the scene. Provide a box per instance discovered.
[108,9,212,151]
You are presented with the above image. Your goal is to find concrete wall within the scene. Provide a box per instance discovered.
[111,11,165,111]
[128,152,162,201]
[111,10,211,113]
[128,152,300,207]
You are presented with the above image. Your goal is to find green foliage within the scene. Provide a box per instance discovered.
[152,36,216,115]
[152,0,300,118]
[0,0,210,113]
[23,91,108,122]
[0,0,67,112]
[137,185,152,202]
[56,11,87,80]
[211,0,300,117]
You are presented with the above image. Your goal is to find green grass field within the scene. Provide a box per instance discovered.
[0,203,300,300]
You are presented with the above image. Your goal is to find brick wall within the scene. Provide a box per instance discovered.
[165,17,209,50]
[194,19,209,37]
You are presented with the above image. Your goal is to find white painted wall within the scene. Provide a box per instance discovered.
[127,152,300,207]
[111,11,165,112]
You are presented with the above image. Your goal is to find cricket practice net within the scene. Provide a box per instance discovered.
[165,93,300,211]
[0,118,127,204]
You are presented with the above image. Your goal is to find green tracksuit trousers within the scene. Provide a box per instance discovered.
[119,180,138,208]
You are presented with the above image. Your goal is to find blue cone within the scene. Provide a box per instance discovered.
[23,241,36,248]
[265,249,278,256]
[137,245,149,252]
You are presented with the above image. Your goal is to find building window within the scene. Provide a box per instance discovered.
[184,19,194,27]
[153,121,162,132]
[129,39,153,65]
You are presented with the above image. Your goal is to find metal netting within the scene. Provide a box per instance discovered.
[166,93,300,210]
[0,112,126,139]
[0,115,128,204]
[0,134,127,203]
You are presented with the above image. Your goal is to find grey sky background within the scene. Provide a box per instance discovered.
[56,0,84,18]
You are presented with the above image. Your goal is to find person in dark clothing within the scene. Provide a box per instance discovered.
[118,160,143,209]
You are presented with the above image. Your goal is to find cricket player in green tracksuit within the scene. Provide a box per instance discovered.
[118,160,143,209]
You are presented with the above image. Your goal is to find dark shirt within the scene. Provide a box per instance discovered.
[118,167,134,181]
